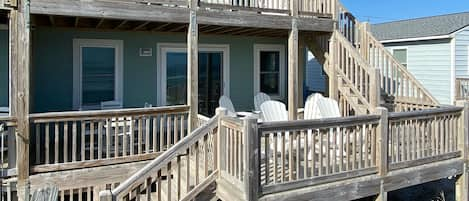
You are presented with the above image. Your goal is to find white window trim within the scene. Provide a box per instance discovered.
[157,43,230,106]
[253,44,286,100]
[390,47,408,67]
[73,39,124,110]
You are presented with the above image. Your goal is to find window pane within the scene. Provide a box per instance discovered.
[82,47,115,105]
[260,51,280,72]
[261,73,280,95]
[166,52,188,106]
[260,51,280,95]
[199,52,222,116]
[393,49,407,65]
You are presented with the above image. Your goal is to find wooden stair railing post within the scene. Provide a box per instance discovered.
[370,68,381,110]
[99,190,114,201]
[456,101,469,201]
[375,107,389,201]
[243,117,259,201]
[216,108,227,177]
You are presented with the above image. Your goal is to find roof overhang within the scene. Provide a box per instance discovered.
[380,34,453,44]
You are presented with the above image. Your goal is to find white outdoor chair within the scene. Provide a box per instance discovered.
[254,92,271,111]
[260,100,288,122]
[218,96,237,117]
[304,94,342,160]
[260,100,290,156]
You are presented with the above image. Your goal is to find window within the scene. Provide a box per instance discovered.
[254,44,285,99]
[73,39,123,110]
[393,49,407,68]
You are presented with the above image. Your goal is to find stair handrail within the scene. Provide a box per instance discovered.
[335,1,439,108]
[100,111,221,201]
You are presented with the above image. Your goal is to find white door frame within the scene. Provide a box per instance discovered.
[73,39,124,110]
[157,43,230,106]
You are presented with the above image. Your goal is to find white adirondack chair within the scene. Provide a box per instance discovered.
[254,92,271,111]
[260,100,290,157]
[304,94,342,160]
[218,96,237,117]
[304,93,323,120]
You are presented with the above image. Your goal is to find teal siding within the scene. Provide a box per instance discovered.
[455,26,469,78]
[384,39,452,104]
[0,30,8,107]
[32,27,287,113]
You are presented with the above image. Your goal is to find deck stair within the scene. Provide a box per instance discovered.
[306,3,440,114]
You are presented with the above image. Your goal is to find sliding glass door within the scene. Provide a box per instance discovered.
[161,46,227,116]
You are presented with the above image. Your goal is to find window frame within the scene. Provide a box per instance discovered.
[253,44,286,100]
[157,43,230,106]
[73,39,124,110]
[391,47,408,68]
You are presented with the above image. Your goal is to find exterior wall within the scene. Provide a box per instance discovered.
[305,52,326,95]
[32,27,289,113]
[0,30,8,108]
[455,26,469,78]
[383,39,452,104]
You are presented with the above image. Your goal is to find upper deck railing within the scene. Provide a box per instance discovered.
[456,78,469,101]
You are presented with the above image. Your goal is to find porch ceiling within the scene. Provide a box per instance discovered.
[31,14,290,38]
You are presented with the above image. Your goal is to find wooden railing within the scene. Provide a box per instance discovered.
[29,105,190,173]
[456,78,469,100]
[0,116,16,174]
[329,31,380,115]
[100,110,221,201]
[199,0,335,17]
[218,116,245,183]
[257,115,380,195]
[388,107,463,170]
[245,105,465,198]
[335,3,439,111]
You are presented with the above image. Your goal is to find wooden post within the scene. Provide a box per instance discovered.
[12,0,31,201]
[375,107,388,201]
[99,190,114,201]
[456,101,469,201]
[370,68,381,110]
[243,117,259,201]
[215,107,227,176]
[298,35,305,108]
[288,0,299,120]
[187,0,198,131]
[328,33,338,101]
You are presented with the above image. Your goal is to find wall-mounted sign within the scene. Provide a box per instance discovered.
[139,48,153,57]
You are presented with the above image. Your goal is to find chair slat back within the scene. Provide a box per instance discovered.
[304,93,323,120]
[260,100,288,122]
[254,92,271,111]
[219,96,236,117]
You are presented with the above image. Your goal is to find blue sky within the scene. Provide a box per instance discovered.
[341,0,469,24]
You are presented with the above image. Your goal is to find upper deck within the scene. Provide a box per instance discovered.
[29,0,335,32]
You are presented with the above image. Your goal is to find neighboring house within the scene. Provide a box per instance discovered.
[371,12,469,104]
[304,51,326,96]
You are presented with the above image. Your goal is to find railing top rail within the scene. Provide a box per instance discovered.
[111,113,219,197]
[258,114,381,133]
[0,116,17,126]
[221,116,244,128]
[456,77,469,81]
[388,106,463,120]
[29,105,190,122]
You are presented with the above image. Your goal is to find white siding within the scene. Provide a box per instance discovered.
[305,52,326,94]
[384,39,452,104]
[455,26,469,78]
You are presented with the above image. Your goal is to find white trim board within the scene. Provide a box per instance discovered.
[253,44,286,100]
[156,43,230,106]
[72,39,124,110]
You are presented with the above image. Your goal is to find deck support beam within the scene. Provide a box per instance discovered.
[11,0,31,201]
[187,0,198,131]
[287,0,299,120]
[328,33,338,101]
[298,35,305,108]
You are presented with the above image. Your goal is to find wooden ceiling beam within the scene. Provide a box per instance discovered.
[133,21,151,31]
[114,20,128,30]
[48,15,55,27]
[96,18,105,29]
[74,17,79,27]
